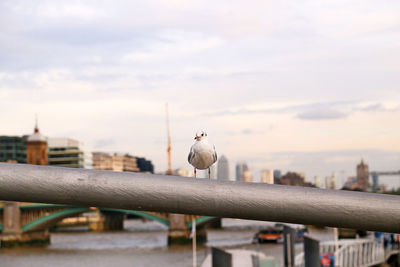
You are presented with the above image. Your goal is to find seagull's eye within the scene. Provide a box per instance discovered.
[201,133,204,136]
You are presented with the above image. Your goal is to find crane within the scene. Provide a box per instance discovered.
[165,103,172,175]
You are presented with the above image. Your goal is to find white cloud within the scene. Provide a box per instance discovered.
[122,30,224,62]
[297,107,348,120]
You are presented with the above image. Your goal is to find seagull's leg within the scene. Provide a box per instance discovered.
[194,168,196,178]
[208,168,211,179]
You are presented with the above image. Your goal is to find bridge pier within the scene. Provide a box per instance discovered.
[204,218,222,229]
[168,214,206,245]
[3,202,20,235]
[89,210,124,231]
[1,202,49,247]
[1,230,50,248]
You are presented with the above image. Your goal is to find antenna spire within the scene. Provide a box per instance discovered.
[166,103,172,175]
[34,114,39,133]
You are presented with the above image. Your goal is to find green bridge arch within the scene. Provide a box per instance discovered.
[0,204,216,232]
[21,207,90,232]
[99,208,170,226]
[97,208,216,229]
[18,205,171,231]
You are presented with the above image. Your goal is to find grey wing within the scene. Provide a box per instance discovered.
[188,148,195,164]
[213,145,217,163]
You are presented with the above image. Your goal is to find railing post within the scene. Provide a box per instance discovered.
[212,247,232,267]
[304,236,320,267]
[284,225,296,267]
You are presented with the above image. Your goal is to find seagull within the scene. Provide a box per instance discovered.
[188,130,217,179]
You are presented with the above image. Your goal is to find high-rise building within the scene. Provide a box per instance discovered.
[210,164,217,179]
[48,138,91,168]
[261,169,274,184]
[236,162,249,182]
[217,155,229,181]
[325,173,337,190]
[273,170,281,184]
[26,122,48,165]
[314,176,321,188]
[356,159,369,191]
[93,152,140,172]
[0,136,27,163]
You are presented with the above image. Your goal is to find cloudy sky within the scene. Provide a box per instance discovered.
[1,0,399,187]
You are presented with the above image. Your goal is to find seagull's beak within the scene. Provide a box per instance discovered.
[195,136,200,140]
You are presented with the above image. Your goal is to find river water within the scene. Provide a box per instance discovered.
[0,219,302,267]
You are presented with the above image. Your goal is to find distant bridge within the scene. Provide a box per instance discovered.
[99,207,216,229]
[0,203,216,233]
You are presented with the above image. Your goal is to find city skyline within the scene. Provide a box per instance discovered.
[1,1,399,188]
[1,121,399,189]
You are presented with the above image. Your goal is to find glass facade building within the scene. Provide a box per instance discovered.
[0,136,27,163]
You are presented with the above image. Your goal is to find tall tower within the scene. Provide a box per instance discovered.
[217,155,229,181]
[314,175,321,188]
[325,173,337,190]
[235,162,248,181]
[273,170,281,184]
[26,119,48,165]
[356,159,369,191]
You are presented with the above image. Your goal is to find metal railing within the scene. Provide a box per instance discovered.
[1,163,400,233]
[335,239,384,267]
[295,239,384,267]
